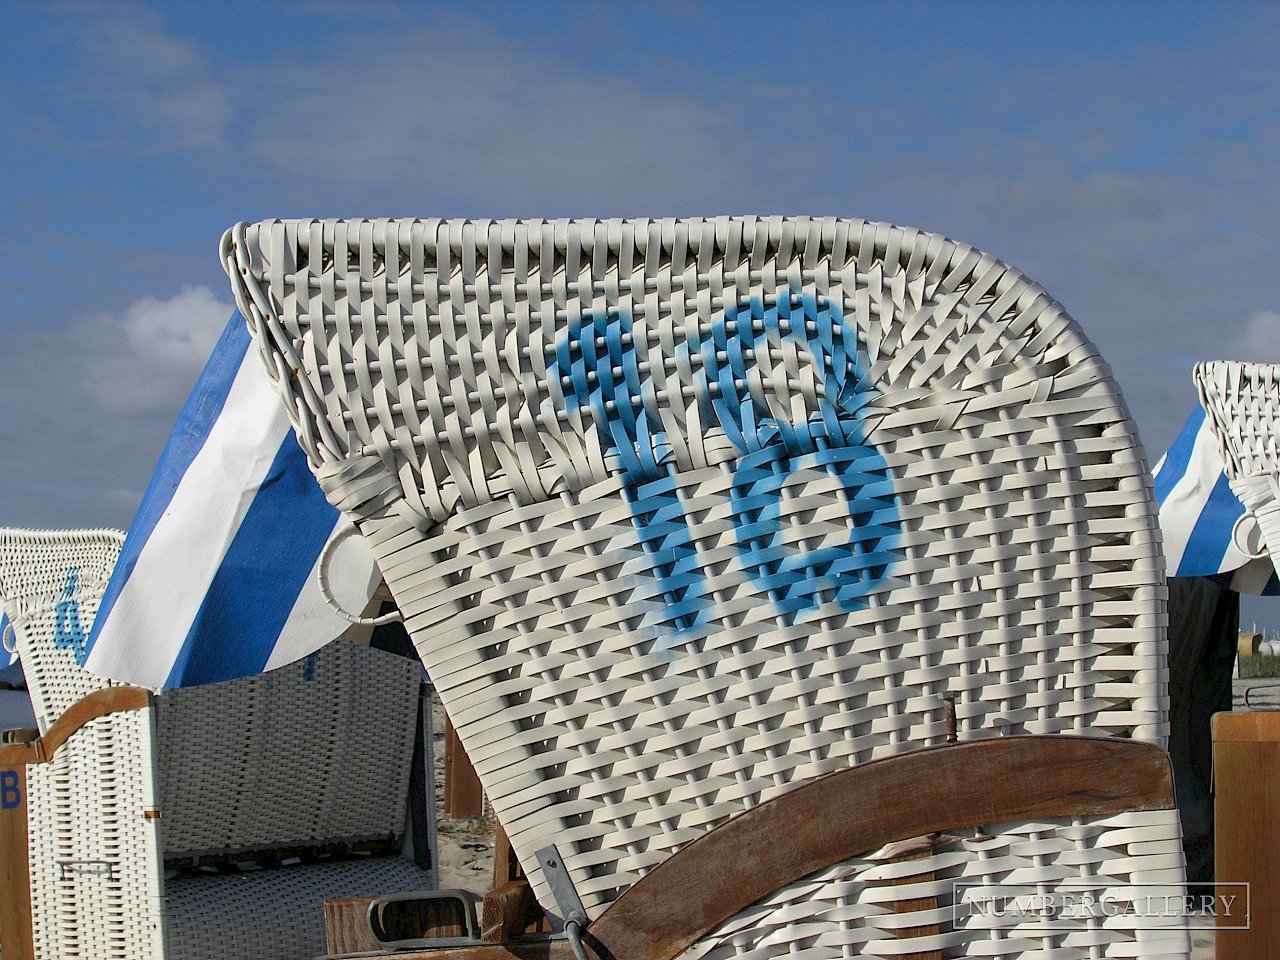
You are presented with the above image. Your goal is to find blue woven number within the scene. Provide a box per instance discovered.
[53,567,89,665]
[555,312,713,635]
[700,296,899,620]
[553,298,900,641]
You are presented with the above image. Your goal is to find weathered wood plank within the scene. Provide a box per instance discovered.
[325,897,382,955]
[444,717,485,819]
[1214,710,1280,960]
[481,881,537,943]
[0,763,33,960]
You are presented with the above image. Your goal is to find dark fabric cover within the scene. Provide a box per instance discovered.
[0,658,24,690]
[1167,575,1239,884]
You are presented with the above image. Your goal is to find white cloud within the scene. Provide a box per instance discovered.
[1222,311,1280,365]
[118,285,230,365]
[81,285,232,414]
[236,16,765,214]
[63,6,233,153]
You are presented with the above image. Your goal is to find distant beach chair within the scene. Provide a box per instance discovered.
[1195,360,1280,573]
[218,216,1189,959]
[0,527,436,960]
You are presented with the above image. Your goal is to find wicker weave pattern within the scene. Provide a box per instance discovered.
[0,529,422,857]
[26,708,164,960]
[163,856,435,960]
[0,528,435,959]
[1194,361,1280,478]
[1194,361,1280,566]
[224,217,1176,955]
[686,809,1188,960]
[155,641,420,858]
[0,528,124,729]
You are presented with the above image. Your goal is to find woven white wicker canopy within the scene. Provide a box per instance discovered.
[224,217,1187,959]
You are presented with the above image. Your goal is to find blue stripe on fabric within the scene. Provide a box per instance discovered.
[87,313,252,657]
[1176,471,1246,577]
[163,435,340,686]
[1154,407,1206,505]
[1,612,13,666]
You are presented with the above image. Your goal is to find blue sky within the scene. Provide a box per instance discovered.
[2,0,1279,617]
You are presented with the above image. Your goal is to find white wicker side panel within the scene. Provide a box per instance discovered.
[154,641,420,858]
[0,529,125,731]
[26,708,164,960]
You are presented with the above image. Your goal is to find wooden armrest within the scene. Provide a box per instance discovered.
[0,686,151,767]
[339,735,1172,960]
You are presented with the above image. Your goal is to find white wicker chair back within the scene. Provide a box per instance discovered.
[1194,360,1280,566]
[222,217,1183,958]
[154,639,421,858]
[0,528,123,730]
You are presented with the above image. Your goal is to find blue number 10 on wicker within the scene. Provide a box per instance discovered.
[553,292,901,643]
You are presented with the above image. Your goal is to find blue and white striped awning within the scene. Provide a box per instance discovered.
[83,313,381,688]
[1154,406,1279,594]
[82,322,1280,689]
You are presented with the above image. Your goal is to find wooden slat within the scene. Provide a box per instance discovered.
[493,820,517,887]
[444,717,485,819]
[887,843,942,960]
[36,686,151,761]
[1214,710,1280,960]
[590,735,1174,960]
[481,881,537,943]
[0,764,33,960]
[347,735,1174,960]
[325,897,382,955]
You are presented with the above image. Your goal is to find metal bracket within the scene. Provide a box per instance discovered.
[58,859,116,879]
[536,844,587,926]
[537,844,590,960]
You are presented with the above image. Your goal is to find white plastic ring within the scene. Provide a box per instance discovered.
[1233,511,1268,561]
[316,526,402,626]
[1,619,17,655]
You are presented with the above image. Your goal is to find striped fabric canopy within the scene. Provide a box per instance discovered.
[83,312,381,688]
[80,314,1277,689]
[1154,406,1279,595]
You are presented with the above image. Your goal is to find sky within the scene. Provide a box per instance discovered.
[2,0,1279,621]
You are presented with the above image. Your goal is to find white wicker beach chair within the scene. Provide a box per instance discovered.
[223,217,1188,959]
[0,527,437,960]
[1194,360,1280,573]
